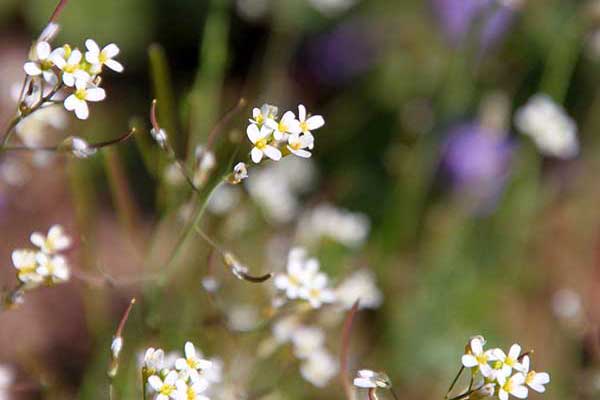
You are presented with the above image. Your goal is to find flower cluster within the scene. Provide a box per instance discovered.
[22,24,123,120]
[246,104,324,164]
[11,225,71,290]
[141,341,221,400]
[460,336,550,400]
[274,247,336,308]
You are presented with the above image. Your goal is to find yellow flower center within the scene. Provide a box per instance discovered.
[99,51,108,64]
[256,115,264,125]
[476,354,488,365]
[41,59,54,70]
[300,121,309,132]
[187,387,196,399]
[187,358,198,369]
[526,371,536,385]
[75,88,87,100]
[64,64,77,73]
[256,138,268,149]
[309,288,320,298]
[278,121,288,132]
[160,384,174,395]
[290,141,301,150]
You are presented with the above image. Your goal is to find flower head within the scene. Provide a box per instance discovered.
[231,162,248,184]
[461,336,497,377]
[297,104,324,139]
[497,372,528,400]
[287,132,314,158]
[265,110,300,141]
[85,39,124,73]
[36,253,70,284]
[148,370,179,400]
[52,48,90,87]
[142,347,165,375]
[12,249,43,286]
[175,342,212,382]
[151,128,168,148]
[30,225,71,254]
[298,272,336,308]
[299,349,338,387]
[274,248,319,299]
[24,41,57,84]
[492,344,525,377]
[249,104,278,127]
[64,77,106,120]
[353,369,391,389]
[291,326,325,359]
[174,379,209,400]
[247,124,281,163]
[522,356,550,393]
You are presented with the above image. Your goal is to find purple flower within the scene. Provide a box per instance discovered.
[431,0,515,50]
[440,122,514,212]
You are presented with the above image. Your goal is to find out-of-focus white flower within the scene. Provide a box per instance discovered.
[164,163,186,186]
[151,128,168,147]
[194,145,216,186]
[0,364,15,399]
[291,326,325,359]
[174,379,209,400]
[111,336,124,359]
[52,48,89,87]
[300,349,338,387]
[236,0,269,20]
[231,162,248,184]
[249,104,278,127]
[471,383,496,400]
[266,110,300,141]
[274,248,319,299]
[201,276,220,293]
[148,370,179,400]
[497,373,528,400]
[297,204,370,248]
[175,342,212,382]
[67,137,97,158]
[204,358,223,385]
[142,347,165,375]
[36,253,70,284]
[515,94,578,159]
[272,315,302,343]
[0,158,30,186]
[247,124,281,163]
[296,104,325,141]
[228,304,259,332]
[85,39,124,73]
[16,106,68,147]
[353,369,391,389]
[24,41,57,83]
[12,249,43,285]
[287,132,314,158]
[335,270,383,310]
[307,0,358,16]
[298,272,336,308]
[492,344,525,376]
[63,78,106,120]
[461,336,497,378]
[30,224,71,254]
[551,288,582,321]
[521,356,550,393]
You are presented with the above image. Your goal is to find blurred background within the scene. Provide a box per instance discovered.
[1,0,600,399]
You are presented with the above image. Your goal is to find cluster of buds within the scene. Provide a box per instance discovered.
[274,247,336,309]
[21,22,123,120]
[5,225,72,306]
[457,336,550,400]
[141,342,221,400]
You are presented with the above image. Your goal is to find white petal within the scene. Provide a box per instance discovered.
[263,145,281,161]
[251,147,263,163]
[470,338,484,355]
[289,147,311,158]
[185,342,196,359]
[247,124,260,143]
[298,104,306,121]
[353,377,376,388]
[30,232,45,247]
[498,390,508,400]
[358,370,375,378]
[74,100,90,120]
[63,95,79,111]
[164,371,178,384]
[535,372,550,384]
[85,87,106,102]
[175,358,187,371]
[103,43,120,58]
[306,115,325,130]
[24,62,42,76]
[105,59,124,73]
[85,52,100,65]
[85,39,100,54]
[509,344,521,359]
[511,385,528,399]
[147,376,163,391]
[36,41,51,60]
[62,73,75,87]
[479,363,493,378]
[68,49,82,65]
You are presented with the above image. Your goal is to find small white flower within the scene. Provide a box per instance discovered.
[36,253,70,284]
[291,326,325,359]
[299,272,336,308]
[492,344,525,376]
[30,224,71,254]
[471,383,496,400]
[497,373,528,400]
[151,128,168,147]
[461,337,497,378]
[335,270,383,310]
[52,48,89,87]
[175,342,212,382]
[287,132,314,158]
[266,110,301,141]
[232,162,248,183]
[300,350,338,387]
[297,204,370,248]
[203,358,223,385]
[515,94,578,159]
[12,249,43,285]
[64,77,106,120]
[111,337,124,359]
[173,379,210,400]
[142,347,165,374]
[274,248,319,299]
[522,356,550,393]
[297,104,325,142]
[353,369,391,389]
[247,124,281,163]
[249,104,278,126]
[85,39,124,73]
[24,41,57,83]
[68,137,97,158]
[148,371,179,400]
[272,315,302,343]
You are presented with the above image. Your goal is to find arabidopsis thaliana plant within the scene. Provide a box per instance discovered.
[24,41,57,84]
[175,342,212,382]
[274,248,319,299]
[30,225,71,254]
[249,104,278,126]
[492,344,525,376]
[461,337,497,377]
[297,104,324,140]
[174,379,210,400]
[522,356,550,393]
[64,78,106,120]
[266,110,300,140]
[53,48,89,87]
[287,132,314,158]
[497,373,528,400]
[299,272,336,308]
[148,371,179,400]
[247,124,281,163]
[85,39,124,73]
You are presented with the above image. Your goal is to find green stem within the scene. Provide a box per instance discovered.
[445,366,465,399]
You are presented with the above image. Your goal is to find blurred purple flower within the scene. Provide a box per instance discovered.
[431,0,515,50]
[306,19,379,85]
[440,122,514,211]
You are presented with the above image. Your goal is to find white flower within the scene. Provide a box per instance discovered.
[148,371,179,400]
[471,383,496,400]
[247,124,281,163]
[232,162,248,183]
[497,373,528,400]
[24,41,57,83]
[12,249,43,285]
[173,379,209,400]
[0,364,15,399]
[297,204,370,248]
[300,350,338,387]
[30,224,71,254]
[287,132,314,158]
[111,337,124,359]
[492,344,525,376]
[297,104,325,142]
[298,272,336,308]
[175,342,212,382]
[335,270,383,310]
[16,106,68,147]
[36,253,70,284]
[274,248,319,299]
[291,326,325,359]
[353,369,391,389]
[151,128,168,147]
[515,94,578,159]
[52,48,89,87]
[142,347,165,374]
[272,315,302,343]
[461,337,497,378]
[85,39,124,73]
[521,356,550,393]
[64,77,106,120]
[203,358,223,385]
[68,137,97,158]
[249,104,278,126]
[266,110,300,141]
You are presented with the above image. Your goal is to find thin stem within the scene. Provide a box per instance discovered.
[340,300,360,400]
[447,385,484,400]
[389,388,399,400]
[445,366,465,399]
[49,0,69,22]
